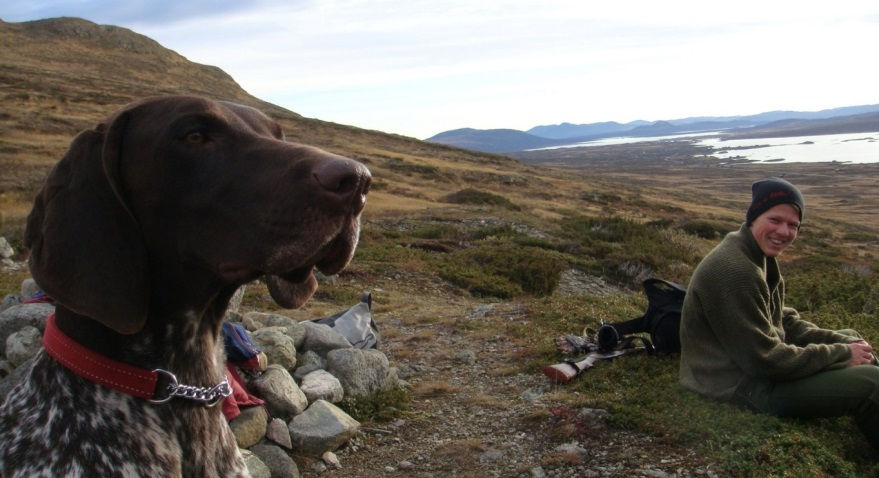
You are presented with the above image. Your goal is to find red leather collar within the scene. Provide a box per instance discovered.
[42,313,160,400]
[42,313,233,405]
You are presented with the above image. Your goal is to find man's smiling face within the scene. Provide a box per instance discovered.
[749,203,801,257]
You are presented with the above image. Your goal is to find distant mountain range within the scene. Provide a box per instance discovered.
[426,105,879,153]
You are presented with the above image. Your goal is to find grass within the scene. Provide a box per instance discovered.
[347,210,879,476]
[524,261,879,477]
[4,144,877,477]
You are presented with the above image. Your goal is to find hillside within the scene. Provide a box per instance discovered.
[2,17,879,477]
[426,127,562,153]
[723,111,879,140]
[0,17,598,235]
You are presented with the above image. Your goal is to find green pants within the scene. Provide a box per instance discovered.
[733,330,879,449]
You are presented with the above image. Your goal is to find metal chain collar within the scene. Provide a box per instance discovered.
[149,369,232,407]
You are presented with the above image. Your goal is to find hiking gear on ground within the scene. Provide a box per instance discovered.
[597,278,686,354]
[313,292,380,349]
[554,328,599,355]
[543,347,647,383]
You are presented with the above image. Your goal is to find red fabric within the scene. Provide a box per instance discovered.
[234,354,265,372]
[42,314,159,399]
[221,362,264,421]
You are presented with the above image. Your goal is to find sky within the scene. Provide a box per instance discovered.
[2,1,879,139]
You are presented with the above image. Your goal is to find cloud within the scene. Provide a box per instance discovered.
[3,0,879,138]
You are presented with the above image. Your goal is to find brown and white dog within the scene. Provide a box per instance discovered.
[0,96,370,477]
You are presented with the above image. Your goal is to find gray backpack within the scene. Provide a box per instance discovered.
[313,292,380,349]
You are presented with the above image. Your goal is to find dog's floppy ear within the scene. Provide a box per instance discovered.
[25,111,150,334]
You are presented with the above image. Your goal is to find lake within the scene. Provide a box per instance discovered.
[697,132,879,164]
[539,131,879,164]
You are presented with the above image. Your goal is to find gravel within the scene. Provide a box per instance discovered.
[301,297,719,478]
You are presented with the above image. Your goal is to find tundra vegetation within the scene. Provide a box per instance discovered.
[2,17,879,476]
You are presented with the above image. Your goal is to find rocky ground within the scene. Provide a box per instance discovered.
[1,246,720,478]
[299,272,720,478]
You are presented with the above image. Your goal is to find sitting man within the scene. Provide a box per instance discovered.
[679,176,879,448]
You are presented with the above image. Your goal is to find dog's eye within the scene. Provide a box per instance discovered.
[184,131,207,144]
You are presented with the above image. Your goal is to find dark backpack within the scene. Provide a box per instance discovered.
[597,278,686,354]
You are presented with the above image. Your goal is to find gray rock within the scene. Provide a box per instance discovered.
[229,405,269,449]
[266,315,307,348]
[321,451,341,469]
[395,363,435,380]
[520,387,545,402]
[0,237,13,259]
[242,313,265,331]
[454,349,476,365]
[555,442,589,458]
[578,407,610,429]
[296,350,326,370]
[479,448,504,462]
[299,321,352,356]
[248,364,308,421]
[326,348,391,398]
[251,327,297,372]
[20,278,39,299]
[245,312,305,345]
[5,326,42,368]
[250,443,300,478]
[265,418,293,449]
[0,303,54,354]
[288,400,360,456]
[292,363,322,381]
[1,294,21,313]
[241,449,272,478]
[299,369,344,404]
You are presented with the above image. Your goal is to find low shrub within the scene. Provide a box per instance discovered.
[785,258,879,316]
[338,386,410,423]
[442,188,520,211]
[678,219,732,239]
[433,244,566,298]
[556,214,699,283]
[410,223,461,240]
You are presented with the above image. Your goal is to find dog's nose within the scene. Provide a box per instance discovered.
[313,157,371,214]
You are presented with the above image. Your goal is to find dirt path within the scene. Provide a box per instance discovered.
[302,296,718,478]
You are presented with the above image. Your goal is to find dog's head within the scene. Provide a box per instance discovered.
[25,95,370,334]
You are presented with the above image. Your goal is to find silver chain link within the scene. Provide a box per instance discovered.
[149,369,232,407]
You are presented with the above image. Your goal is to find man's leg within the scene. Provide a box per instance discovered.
[763,365,879,449]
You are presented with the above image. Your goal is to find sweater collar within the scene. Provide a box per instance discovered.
[733,222,780,285]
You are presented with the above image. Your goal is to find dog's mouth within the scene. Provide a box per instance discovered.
[262,219,360,309]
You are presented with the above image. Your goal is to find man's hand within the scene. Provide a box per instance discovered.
[848,340,877,366]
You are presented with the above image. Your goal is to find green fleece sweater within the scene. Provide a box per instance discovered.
[679,224,855,400]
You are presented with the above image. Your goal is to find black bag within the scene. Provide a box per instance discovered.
[597,278,686,354]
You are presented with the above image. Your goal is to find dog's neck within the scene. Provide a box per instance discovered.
[53,285,236,384]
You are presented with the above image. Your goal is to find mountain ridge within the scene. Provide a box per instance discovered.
[427,104,879,153]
